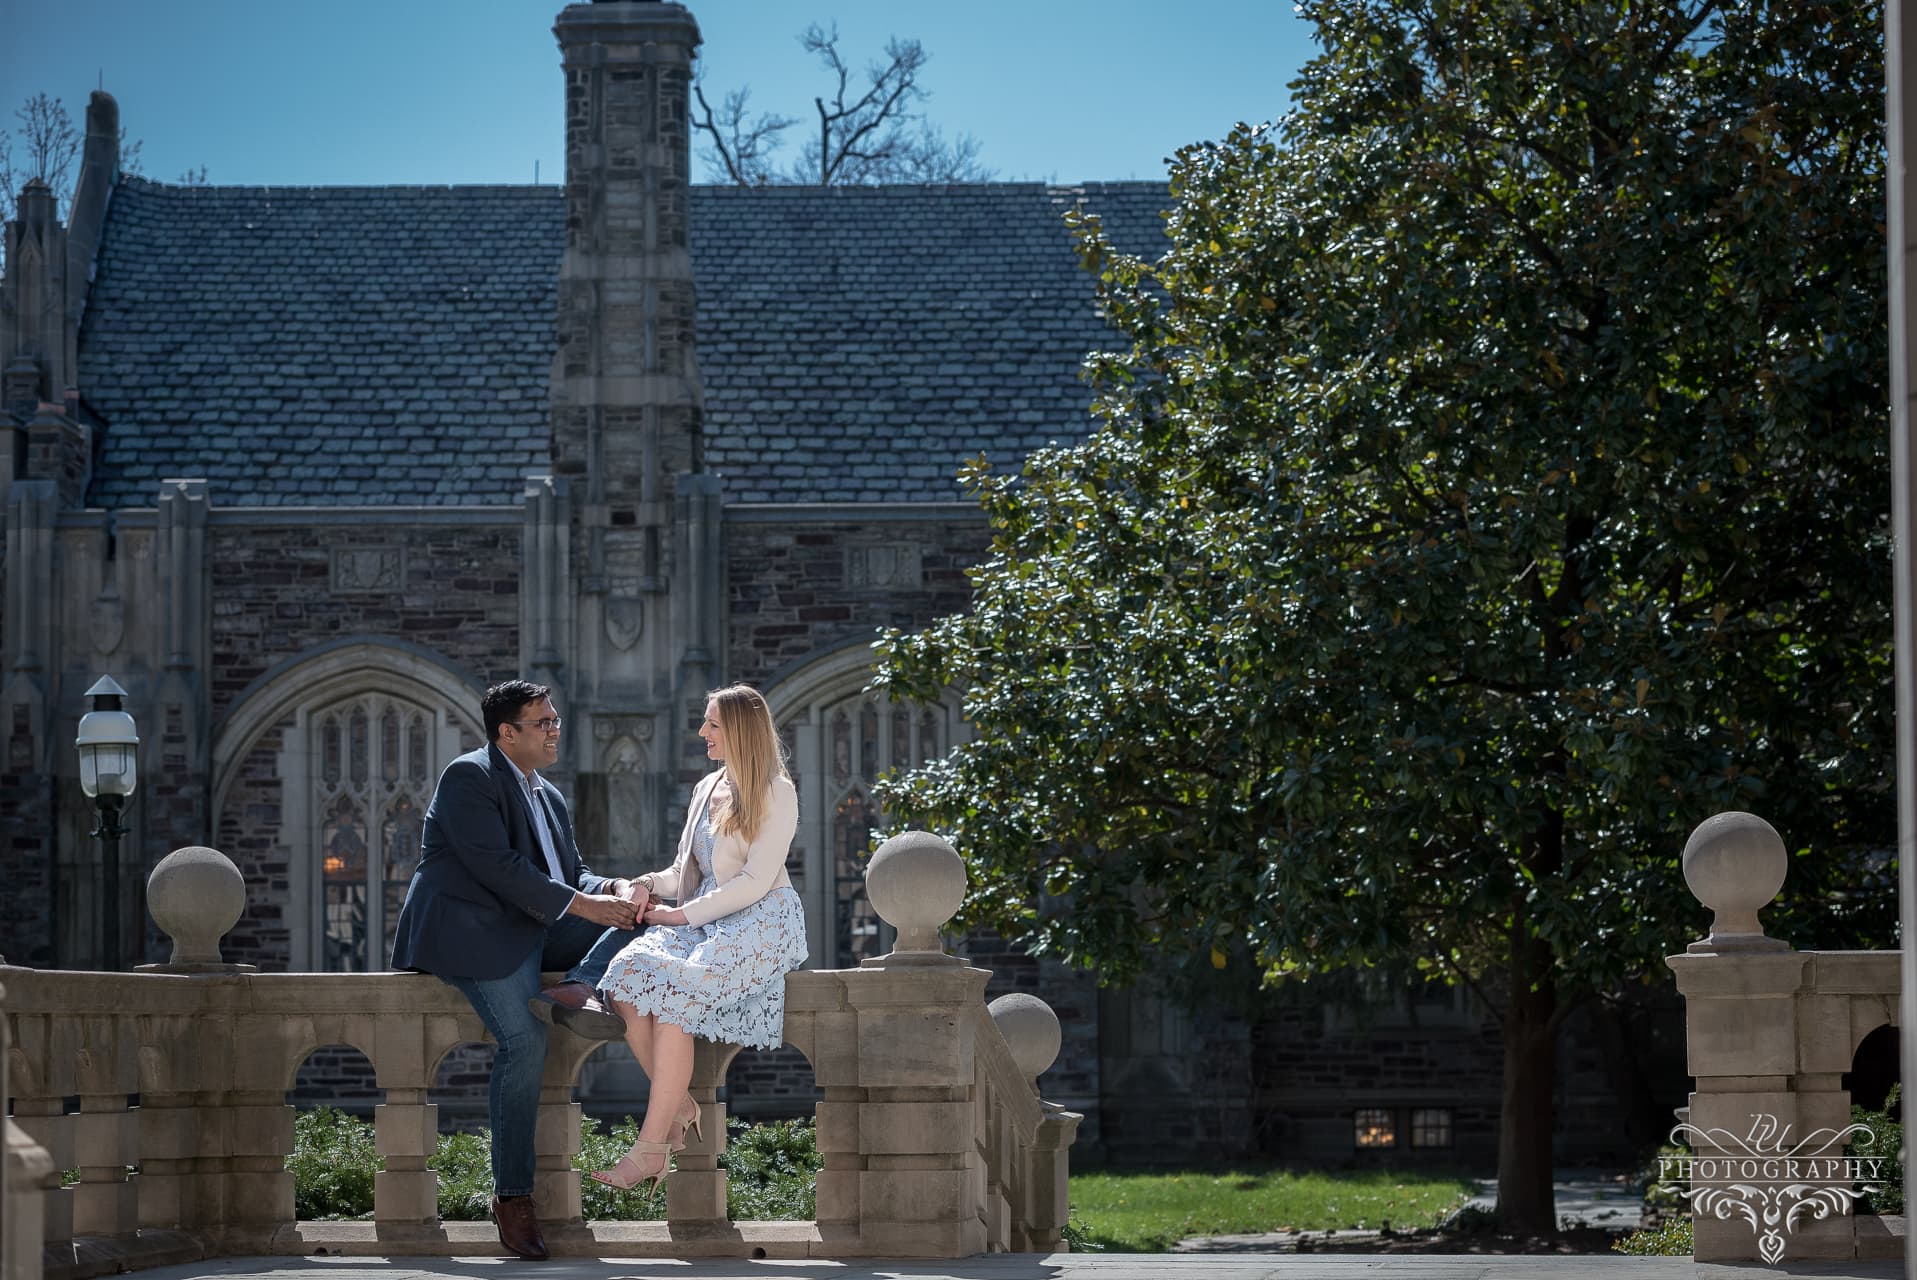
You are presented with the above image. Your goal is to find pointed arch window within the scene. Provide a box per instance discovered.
[771,656,966,969]
[308,692,443,971]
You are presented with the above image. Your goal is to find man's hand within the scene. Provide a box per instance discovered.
[613,879,653,913]
[567,892,640,929]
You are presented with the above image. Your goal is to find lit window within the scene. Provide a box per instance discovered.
[1354,1108,1396,1149]
[1411,1107,1454,1149]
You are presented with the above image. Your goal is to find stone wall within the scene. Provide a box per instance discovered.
[723,512,989,682]
[207,519,521,723]
[0,703,53,967]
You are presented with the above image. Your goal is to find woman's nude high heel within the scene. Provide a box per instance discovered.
[589,1139,673,1192]
[669,1095,705,1152]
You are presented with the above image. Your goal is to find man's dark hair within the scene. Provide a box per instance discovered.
[483,680,551,741]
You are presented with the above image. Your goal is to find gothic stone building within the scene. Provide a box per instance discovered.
[0,1,1681,1166]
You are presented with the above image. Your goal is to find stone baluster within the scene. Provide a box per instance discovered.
[536,1024,608,1243]
[1666,812,1848,1263]
[813,831,991,1255]
[71,1027,139,1240]
[8,1010,77,1255]
[373,1083,440,1235]
[1,974,54,1280]
[662,1038,732,1228]
[137,848,249,1237]
[988,992,1078,1251]
[532,1087,586,1231]
[139,847,289,1249]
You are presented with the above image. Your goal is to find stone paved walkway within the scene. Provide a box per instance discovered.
[113,1254,1904,1280]
[1458,1170,1650,1230]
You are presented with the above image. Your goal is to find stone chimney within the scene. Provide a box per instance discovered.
[542,2,722,871]
[66,92,122,338]
[551,1,704,580]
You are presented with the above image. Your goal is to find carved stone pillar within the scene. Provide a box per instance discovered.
[0,181,67,422]
[24,403,88,508]
[0,481,55,966]
[2,479,53,710]
[1667,813,1853,1264]
[521,474,574,698]
[552,0,719,858]
[674,472,722,683]
[151,480,210,876]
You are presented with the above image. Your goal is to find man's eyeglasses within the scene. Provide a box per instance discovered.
[506,717,563,733]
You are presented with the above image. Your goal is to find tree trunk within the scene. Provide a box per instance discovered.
[1495,970,1558,1234]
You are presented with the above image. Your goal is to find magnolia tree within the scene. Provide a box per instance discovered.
[873,0,1892,1233]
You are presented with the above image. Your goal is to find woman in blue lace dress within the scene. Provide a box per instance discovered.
[590,684,809,1190]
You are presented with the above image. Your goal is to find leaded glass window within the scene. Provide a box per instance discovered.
[775,676,966,969]
[310,692,441,971]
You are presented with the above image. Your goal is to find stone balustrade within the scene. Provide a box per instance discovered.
[1,833,1079,1279]
[1667,811,1903,1265]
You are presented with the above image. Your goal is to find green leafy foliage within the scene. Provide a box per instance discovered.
[284,1109,818,1223]
[429,1128,499,1221]
[720,1116,823,1220]
[1636,1142,1689,1219]
[1851,1085,1903,1216]
[1613,1215,1693,1256]
[874,0,1891,1232]
[288,1107,381,1221]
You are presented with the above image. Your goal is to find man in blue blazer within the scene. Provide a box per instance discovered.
[391,679,646,1261]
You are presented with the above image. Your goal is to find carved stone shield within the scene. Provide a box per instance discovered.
[605,596,644,651]
[90,592,124,655]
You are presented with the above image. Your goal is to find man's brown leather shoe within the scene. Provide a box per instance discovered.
[491,1194,548,1261]
[552,995,625,1041]
[537,981,596,1010]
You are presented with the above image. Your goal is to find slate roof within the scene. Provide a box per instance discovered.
[78,179,1170,508]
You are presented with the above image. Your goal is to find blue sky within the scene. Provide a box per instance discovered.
[3,1,1317,189]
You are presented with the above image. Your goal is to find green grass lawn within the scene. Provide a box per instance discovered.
[1068,1166,1476,1251]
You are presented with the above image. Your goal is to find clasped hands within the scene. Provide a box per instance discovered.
[622,878,689,925]
[568,879,687,928]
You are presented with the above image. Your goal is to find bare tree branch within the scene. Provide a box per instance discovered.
[1,93,80,224]
[691,81,792,186]
[694,24,995,187]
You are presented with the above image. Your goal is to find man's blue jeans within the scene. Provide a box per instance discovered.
[444,915,636,1198]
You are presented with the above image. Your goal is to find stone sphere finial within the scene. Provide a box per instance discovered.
[989,992,1061,1084]
[143,846,251,972]
[863,830,966,965]
[1681,811,1791,954]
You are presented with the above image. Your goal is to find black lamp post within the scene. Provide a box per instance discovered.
[76,676,140,971]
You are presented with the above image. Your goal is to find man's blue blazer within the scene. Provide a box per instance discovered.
[389,742,616,979]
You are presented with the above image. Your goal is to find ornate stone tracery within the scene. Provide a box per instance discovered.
[767,643,966,969]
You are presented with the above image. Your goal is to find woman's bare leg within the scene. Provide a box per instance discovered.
[636,1020,695,1147]
[610,999,656,1077]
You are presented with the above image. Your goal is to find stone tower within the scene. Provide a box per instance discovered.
[538,0,722,868]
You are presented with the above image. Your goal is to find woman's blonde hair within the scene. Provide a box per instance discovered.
[708,684,791,841]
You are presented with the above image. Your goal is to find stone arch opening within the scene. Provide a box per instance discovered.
[429,1040,496,1136]
[287,1042,385,1216]
[578,1035,650,1135]
[287,1041,383,1113]
[1845,1022,1902,1118]
[719,1037,821,1222]
[722,1041,821,1128]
